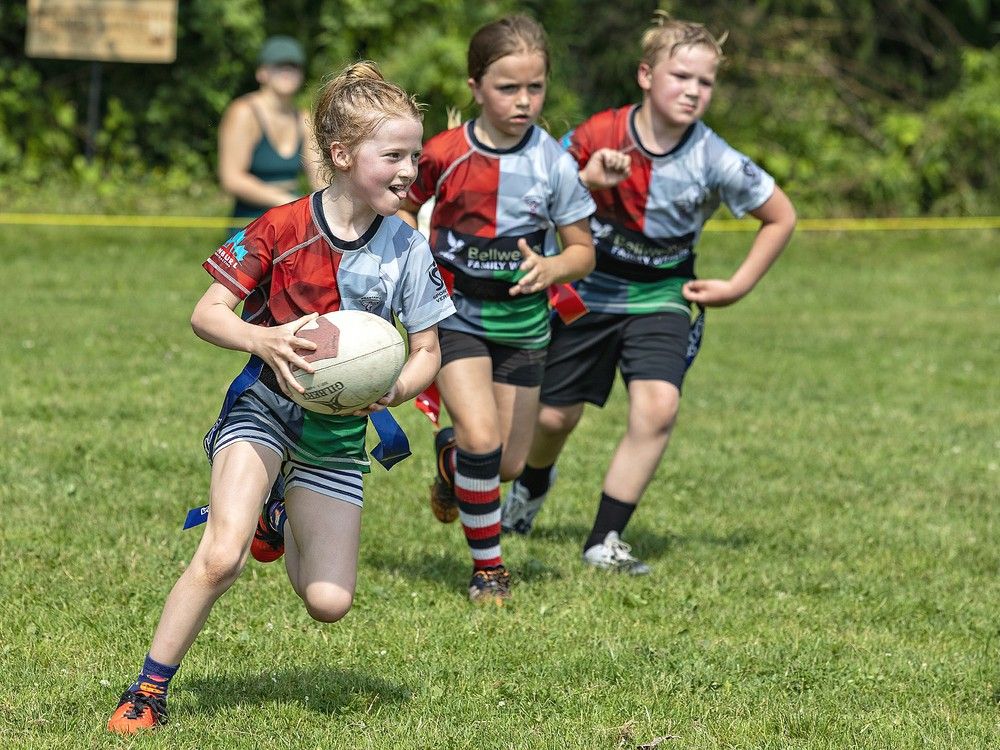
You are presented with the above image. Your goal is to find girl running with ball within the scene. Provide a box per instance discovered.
[107,62,454,734]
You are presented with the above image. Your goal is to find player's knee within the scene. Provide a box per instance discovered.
[460,432,502,455]
[303,586,354,623]
[194,546,245,590]
[636,400,679,437]
[538,405,581,436]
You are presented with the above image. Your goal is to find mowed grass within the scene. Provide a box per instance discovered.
[1,226,997,749]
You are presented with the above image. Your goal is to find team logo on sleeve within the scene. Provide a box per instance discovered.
[428,265,449,302]
[215,228,249,268]
[740,158,762,186]
[428,264,445,290]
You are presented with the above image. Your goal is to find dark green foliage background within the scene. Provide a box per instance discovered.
[0,0,998,216]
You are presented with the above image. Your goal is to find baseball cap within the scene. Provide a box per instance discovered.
[258,36,305,67]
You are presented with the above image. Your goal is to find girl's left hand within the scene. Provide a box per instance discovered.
[509,240,556,296]
[351,382,400,416]
[682,278,747,307]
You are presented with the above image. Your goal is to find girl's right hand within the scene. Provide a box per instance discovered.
[249,312,319,396]
[350,381,400,416]
[580,148,631,190]
[509,240,554,296]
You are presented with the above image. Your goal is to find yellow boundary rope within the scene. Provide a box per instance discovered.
[0,213,997,232]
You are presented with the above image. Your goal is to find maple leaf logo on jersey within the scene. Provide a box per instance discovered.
[219,229,247,263]
[590,217,614,240]
[216,229,249,267]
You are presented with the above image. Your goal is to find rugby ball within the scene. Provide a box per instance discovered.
[289,310,405,415]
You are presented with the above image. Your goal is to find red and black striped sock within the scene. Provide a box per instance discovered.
[454,447,503,570]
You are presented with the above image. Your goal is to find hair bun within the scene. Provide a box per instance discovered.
[312,61,423,183]
[341,61,385,83]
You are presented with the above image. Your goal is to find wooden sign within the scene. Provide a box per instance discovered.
[26,0,178,63]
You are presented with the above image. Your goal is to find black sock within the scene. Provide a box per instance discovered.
[518,463,554,499]
[584,492,637,551]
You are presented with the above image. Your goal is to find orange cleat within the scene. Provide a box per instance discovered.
[468,566,511,605]
[250,496,285,563]
[429,427,458,523]
[107,690,168,734]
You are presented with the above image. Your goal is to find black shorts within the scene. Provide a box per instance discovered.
[439,328,547,387]
[540,311,692,407]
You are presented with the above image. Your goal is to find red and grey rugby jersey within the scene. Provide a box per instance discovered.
[408,121,595,349]
[565,105,775,316]
[206,191,454,332]
[202,192,455,471]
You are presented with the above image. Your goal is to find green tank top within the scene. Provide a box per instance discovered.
[232,102,305,220]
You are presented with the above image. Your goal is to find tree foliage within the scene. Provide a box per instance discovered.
[0,0,997,216]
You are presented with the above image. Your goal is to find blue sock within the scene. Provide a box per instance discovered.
[129,653,179,697]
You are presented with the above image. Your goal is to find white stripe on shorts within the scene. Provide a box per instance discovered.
[213,418,283,458]
[211,418,364,508]
[286,461,364,508]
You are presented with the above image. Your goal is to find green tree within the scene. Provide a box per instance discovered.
[1,0,996,216]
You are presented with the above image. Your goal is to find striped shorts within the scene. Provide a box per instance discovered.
[212,411,365,509]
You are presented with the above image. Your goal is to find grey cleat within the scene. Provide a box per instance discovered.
[500,468,556,535]
[582,531,650,575]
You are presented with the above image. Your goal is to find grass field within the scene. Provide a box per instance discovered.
[1,225,998,749]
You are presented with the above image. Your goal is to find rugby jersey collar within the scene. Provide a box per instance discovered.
[311,189,384,252]
[465,119,535,156]
[627,105,698,160]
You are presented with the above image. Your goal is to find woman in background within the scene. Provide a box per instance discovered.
[218,35,323,236]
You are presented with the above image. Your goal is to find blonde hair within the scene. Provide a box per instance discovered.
[312,61,424,179]
[467,15,550,82]
[640,11,727,67]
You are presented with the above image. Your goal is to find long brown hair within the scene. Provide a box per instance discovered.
[467,15,550,82]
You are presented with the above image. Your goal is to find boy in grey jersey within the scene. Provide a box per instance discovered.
[502,13,796,573]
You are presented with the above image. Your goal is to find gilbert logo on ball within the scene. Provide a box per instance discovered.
[289,310,405,415]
